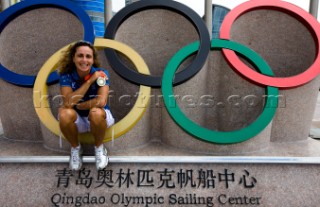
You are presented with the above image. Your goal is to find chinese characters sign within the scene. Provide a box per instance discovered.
[52,167,262,206]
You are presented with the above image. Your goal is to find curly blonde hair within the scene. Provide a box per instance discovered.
[58,40,101,74]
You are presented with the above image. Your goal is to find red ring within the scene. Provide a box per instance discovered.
[220,0,320,88]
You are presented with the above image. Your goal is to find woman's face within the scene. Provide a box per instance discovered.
[73,46,94,74]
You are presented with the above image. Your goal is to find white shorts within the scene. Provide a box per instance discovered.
[75,109,115,133]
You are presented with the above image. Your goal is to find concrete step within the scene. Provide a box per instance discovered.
[1,153,320,206]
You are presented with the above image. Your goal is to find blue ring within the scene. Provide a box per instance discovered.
[0,0,95,87]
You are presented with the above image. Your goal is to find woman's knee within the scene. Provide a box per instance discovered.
[89,107,105,122]
[59,108,77,123]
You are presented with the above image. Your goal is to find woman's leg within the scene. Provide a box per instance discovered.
[58,107,79,147]
[59,107,82,171]
[89,107,107,147]
[89,107,108,170]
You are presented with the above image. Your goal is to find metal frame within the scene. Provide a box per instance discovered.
[310,0,319,18]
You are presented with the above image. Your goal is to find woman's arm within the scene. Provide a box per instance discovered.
[60,72,101,108]
[75,84,109,110]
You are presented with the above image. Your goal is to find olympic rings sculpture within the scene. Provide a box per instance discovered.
[162,39,278,144]
[104,0,211,87]
[0,0,95,87]
[220,0,320,88]
[0,0,319,144]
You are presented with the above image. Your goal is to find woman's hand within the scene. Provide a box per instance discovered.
[89,71,100,82]
[88,71,108,83]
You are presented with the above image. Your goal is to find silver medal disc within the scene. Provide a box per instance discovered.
[96,77,106,86]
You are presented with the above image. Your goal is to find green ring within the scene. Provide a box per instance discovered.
[162,39,279,144]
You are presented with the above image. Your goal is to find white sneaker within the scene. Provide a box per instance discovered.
[95,145,108,170]
[69,145,82,171]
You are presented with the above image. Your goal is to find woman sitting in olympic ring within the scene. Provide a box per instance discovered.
[57,40,115,171]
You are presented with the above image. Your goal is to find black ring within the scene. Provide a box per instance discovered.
[104,0,210,87]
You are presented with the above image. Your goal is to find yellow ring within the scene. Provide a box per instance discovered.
[33,38,151,144]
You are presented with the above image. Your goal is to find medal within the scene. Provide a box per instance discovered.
[96,76,106,86]
[84,71,107,86]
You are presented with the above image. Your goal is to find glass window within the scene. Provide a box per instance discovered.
[212,5,229,39]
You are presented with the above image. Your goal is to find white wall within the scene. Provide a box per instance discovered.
[175,0,310,16]
[111,0,316,21]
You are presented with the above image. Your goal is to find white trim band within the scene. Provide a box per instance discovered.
[0,156,320,164]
